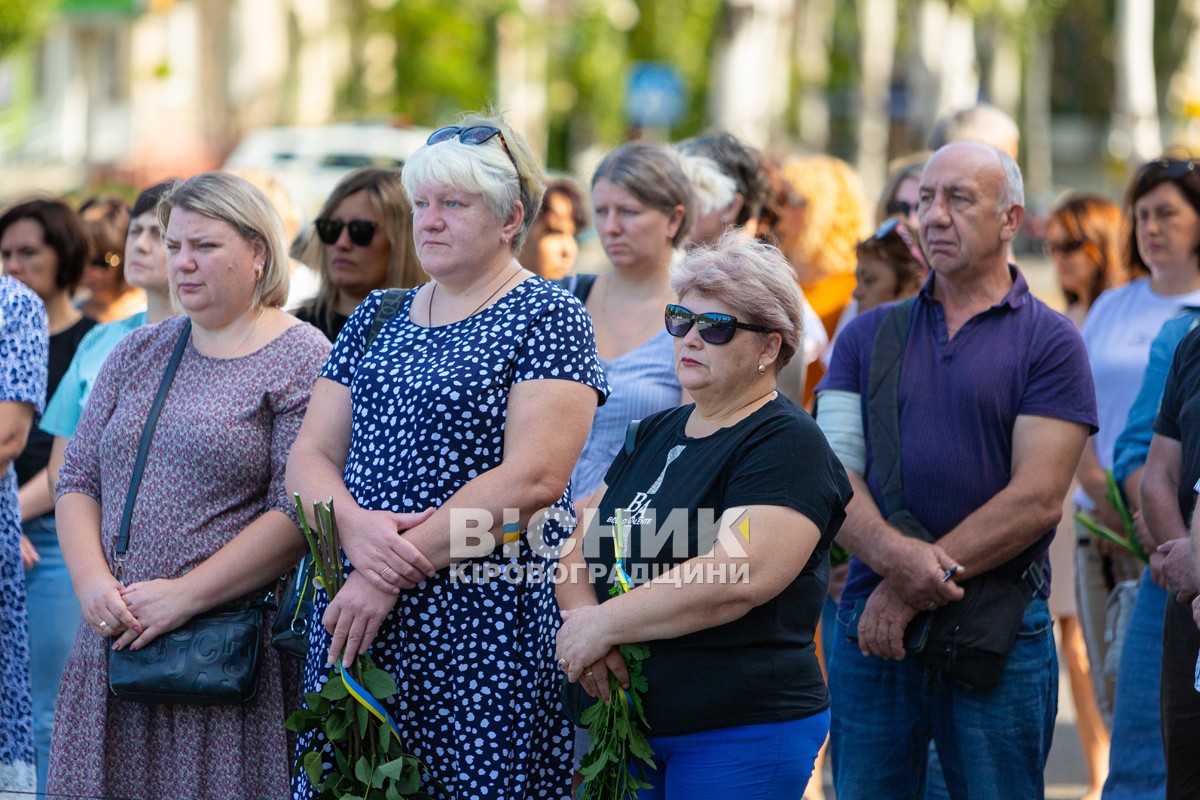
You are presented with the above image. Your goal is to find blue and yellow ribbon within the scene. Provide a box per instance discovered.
[336,662,402,743]
[613,509,632,592]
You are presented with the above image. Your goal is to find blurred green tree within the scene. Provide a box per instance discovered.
[0,0,56,59]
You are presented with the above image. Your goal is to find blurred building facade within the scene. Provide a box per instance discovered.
[0,0,358,201]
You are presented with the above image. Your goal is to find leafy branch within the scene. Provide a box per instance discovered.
[1073,469,1148,563]
[286,494,439,800]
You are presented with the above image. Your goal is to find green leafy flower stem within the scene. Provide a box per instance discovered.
[286,494,439,800]
[577,509,655,800]
[1073,469,1149,563]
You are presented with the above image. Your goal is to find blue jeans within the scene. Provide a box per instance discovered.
[1102,569,1166,800]
[23,513,81,797]
[637,712,829,800]
[830,596,1057,800]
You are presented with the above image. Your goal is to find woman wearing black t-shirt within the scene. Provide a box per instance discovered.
[556,232,852,797]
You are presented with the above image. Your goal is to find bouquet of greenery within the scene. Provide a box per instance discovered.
[1073,469,1149,563]
[286,495,438,800]
[576,509,655,800]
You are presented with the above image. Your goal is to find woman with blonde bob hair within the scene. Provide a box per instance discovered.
[556,232,851,798]
[48,172,332,798]
[295,167,427,341]
[287,112,607,797]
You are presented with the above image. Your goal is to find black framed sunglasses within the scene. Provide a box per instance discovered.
[873,217,928,272]
[427,125,521,180]
[314,218,378,247]
[1043,238,1087,257]
[664,303,775,345]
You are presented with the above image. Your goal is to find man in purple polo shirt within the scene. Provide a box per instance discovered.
[815,142,1097,799]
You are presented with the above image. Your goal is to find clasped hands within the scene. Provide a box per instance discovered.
[556,605,631,704]
[82,573,198,652]
[856,537,964,660]
[323,506,436,667]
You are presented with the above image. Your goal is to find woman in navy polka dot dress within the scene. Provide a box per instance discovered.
[287,113,609,799]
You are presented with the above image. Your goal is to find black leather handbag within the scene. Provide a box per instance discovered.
[270,555,314,659]
[106,321,265,705]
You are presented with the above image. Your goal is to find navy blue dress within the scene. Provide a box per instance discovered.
[0,276,47,795]
[294,278,608,800]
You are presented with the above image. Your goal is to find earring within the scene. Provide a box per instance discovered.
[757,364,766,375]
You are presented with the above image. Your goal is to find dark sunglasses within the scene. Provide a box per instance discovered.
[1043,238,1087,257]
[885,199,916,218]
[1139,158,1198,180]
[873,217,928,272]
[90,251,121,269]
[664,303,775,345]
[314,218,378,247]
[427,125,521,180]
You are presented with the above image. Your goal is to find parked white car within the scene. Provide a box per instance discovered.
[223,123,433,217]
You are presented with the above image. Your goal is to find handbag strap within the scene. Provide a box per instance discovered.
[867,297,917,519]
[362,288,408,357]
[112,320,192,575]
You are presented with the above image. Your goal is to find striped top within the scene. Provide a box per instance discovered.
[571,326,681,499]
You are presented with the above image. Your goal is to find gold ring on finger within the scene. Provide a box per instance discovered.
[381,565,394,579]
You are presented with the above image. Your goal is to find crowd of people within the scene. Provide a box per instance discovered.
[0,101,1196,800]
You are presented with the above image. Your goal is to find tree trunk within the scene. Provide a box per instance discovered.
[710,0,793,149]
[794,0,834,152]
[856,0,897,200]
[1113,0,1162,165]
[1024,26,1053,203]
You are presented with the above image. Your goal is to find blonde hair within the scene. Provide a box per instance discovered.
[671,231,804,370]
[778,155,871,282]
[158,172,289,308]
[401,111,545,251]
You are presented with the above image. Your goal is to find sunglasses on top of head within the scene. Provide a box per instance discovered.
[427,125,522,181]
[664,303,776,345]
[314,218,378,247]
[1139,158,1199,181]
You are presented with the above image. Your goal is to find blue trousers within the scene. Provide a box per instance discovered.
[1102,570,1166,800]
[23,513,80,797]
[830,596,1057,800]
[638,712,829,800]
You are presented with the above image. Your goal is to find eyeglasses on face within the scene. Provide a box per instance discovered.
[664,303,775,345]
[314,218,378,247]
[1043,238,1087,257]
[885,199,916,218]
[427,125,521,181]
[873,217,928,272]
[90,251,121,269]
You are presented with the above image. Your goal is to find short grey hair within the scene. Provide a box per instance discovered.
[401,112,545,251]
[158,172,290,308]
[995,147,1025,212]
[928,103,1021,156]
[670,231,804,370]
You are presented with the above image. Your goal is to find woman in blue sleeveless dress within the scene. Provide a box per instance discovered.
[287,113,608,799]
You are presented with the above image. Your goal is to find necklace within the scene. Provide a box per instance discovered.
[427,264,522,326]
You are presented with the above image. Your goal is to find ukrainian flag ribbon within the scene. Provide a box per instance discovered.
[336,661,402,743]
[613,509,632,592]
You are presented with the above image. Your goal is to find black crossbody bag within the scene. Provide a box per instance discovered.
[107,321,266,705]
[869,299,1042,691]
